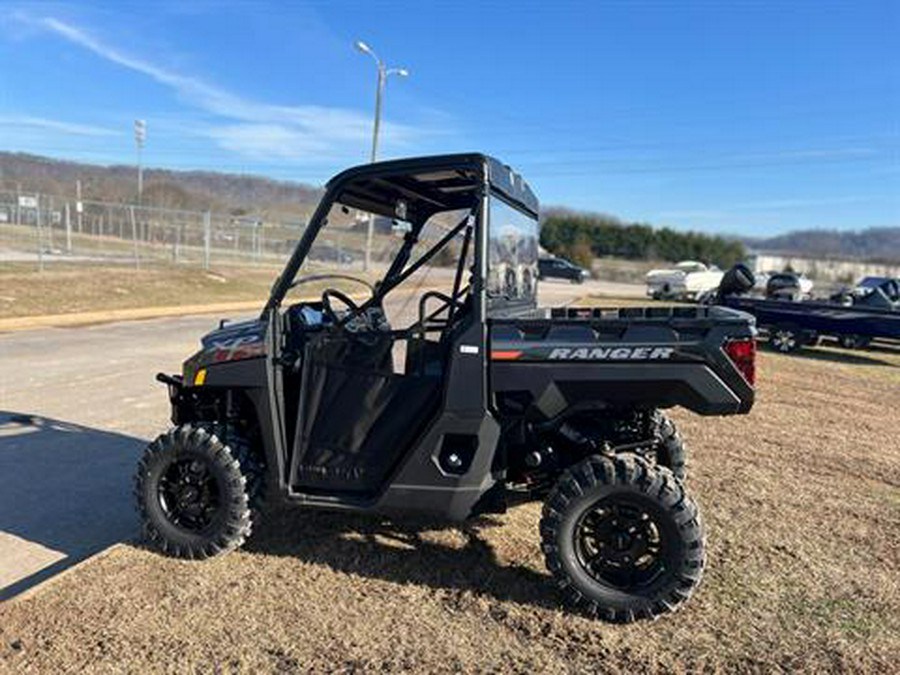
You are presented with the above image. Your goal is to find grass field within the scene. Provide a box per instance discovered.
[0,262,388,321]
[0,339,897,673]
[0,263,280,319]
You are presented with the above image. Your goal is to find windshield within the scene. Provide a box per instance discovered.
[288,200,474,329]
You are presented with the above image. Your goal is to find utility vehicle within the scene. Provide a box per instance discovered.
[136,154,756,622]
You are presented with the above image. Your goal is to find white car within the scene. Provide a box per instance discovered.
[646,261,724,301]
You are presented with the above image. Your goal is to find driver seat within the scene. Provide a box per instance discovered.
[405,293,472,377]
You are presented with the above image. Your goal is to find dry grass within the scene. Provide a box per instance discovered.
[0,263,381,320]
[1,350,899,672]
[0,263,281,319]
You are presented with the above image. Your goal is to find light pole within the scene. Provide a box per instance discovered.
[355,40,408,271]
[134,120,146,203]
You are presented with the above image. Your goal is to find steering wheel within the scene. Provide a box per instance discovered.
[321,288,363,327]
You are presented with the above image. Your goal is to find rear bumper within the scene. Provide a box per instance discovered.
[491,361,752,416]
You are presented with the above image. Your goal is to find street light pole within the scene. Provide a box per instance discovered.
[355,41,408,271]
[369,64,385,164]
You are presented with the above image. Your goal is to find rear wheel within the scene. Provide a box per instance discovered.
[651,411,686,481]
[134,425,253,559]
[540,454,705,622]
[837,334,871,350]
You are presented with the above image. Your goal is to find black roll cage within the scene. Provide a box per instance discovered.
[262,153,539,321]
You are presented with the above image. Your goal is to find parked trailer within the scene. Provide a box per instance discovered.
[721,295,900,353]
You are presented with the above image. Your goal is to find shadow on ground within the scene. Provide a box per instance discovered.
[245,506,561,612]
[0,412,145,600]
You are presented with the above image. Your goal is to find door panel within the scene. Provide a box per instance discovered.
[289,332,441,494]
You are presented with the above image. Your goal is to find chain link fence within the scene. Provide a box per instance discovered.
[0,189,369,272]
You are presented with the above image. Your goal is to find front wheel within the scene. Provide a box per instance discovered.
[541,454,705,622]
[134,425,254,559]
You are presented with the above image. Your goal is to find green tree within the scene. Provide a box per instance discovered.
[540,208,745,268]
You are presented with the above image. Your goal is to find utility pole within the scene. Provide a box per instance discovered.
[354,41,409,272]
[76,179,83,234]
[65,202,72,253]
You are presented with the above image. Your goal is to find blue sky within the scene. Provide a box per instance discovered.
[0,0,897,235]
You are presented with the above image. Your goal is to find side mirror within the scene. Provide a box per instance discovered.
[716,263,756,302]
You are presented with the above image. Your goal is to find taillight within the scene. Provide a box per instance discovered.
[724,338,756,385]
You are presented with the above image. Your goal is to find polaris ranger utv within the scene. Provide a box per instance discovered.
[136,154,756,622]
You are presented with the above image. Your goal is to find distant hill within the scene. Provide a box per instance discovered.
[3,152,897,263]
[744,227,900,264]
[0,152,322,219]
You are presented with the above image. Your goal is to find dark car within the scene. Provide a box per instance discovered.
[538,256,586,283]
[308,244,354,265]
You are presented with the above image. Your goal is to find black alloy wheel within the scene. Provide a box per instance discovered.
[574,496,671,591]
[541,453,705,622]
[157,457,221,533]
[135,425,253,559]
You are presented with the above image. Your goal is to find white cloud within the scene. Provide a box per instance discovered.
[212,124,335,159]
[17,14,419,159]
[0,114,118,137]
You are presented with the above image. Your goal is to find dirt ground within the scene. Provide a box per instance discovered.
[1,344,898,673]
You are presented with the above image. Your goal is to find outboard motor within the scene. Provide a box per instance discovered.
[714,263,756,304]
[766,273,802,301]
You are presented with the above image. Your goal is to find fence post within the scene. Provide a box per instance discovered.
[65,202,72,253]
[129,205,140,269]
[203,211,211,270]
[35,194,44,273]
